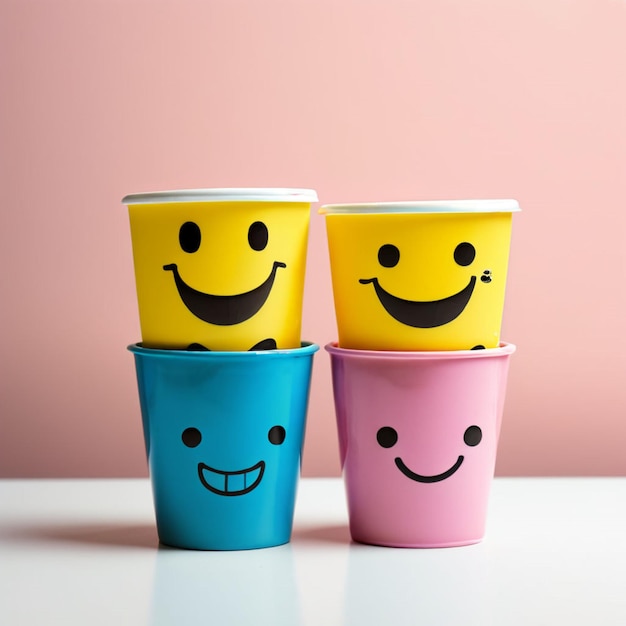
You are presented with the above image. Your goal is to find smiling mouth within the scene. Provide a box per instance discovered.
[163,261,286,325]
[395,456,464,483]
[198,461,265,496]
[358,276,476,328]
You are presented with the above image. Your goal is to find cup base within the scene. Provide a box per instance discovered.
[158,537,291,551]
[350,533,484,549]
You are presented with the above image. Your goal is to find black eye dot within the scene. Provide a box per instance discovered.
[268,425,286,445]
[182,427,202,448]
[179,221,201,253]
[378,244,400,268]
[248,221,269,251]
[376,426,398,448]
[454,242,476,266]
[463,425,482,447]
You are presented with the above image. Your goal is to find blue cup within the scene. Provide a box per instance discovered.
[129,342,319,550]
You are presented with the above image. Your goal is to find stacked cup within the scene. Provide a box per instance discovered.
[320,199,520,547]
[123,188,319,550]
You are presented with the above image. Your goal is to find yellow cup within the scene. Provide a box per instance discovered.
[123,188,318,351]
[320,199,520,351]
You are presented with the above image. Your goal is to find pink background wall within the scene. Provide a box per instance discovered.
[1,0,625,477]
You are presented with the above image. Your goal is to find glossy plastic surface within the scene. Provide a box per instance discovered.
[130,342,318,550]
[327,342,515,547]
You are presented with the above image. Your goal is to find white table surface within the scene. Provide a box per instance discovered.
[1,477,626,625]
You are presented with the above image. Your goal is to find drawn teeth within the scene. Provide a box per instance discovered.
[198,461,265,496]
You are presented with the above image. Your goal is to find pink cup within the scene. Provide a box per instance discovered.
[326,342,515,548]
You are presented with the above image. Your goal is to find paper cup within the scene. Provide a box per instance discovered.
[123,188,318,351]
[320,199,520,351]
[326,341,515,547]
[129,342,319,550]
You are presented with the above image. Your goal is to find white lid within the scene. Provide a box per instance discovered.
[319,199,520,214]
[122,188,318,205]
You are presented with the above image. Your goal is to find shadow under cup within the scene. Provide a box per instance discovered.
[326,342,516,548]
[129,342,319,550]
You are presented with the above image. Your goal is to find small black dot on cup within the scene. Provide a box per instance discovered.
[463,425,482,447]
[376,426,398,448]
[378,244,400,268]
[179,222,201,253]
[182,427,202,448]
[454,242,476,266]
[268,425,286,445]
[248,221,269,251]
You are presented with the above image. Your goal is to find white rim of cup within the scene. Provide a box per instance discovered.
[122,188,319,205]
[319,199,520,214]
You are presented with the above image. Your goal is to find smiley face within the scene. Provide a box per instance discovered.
[376,424,483,483]
[359,242,482,329]
[126,194,312,351]
[161,218,289,350]
[181,424,287,497]
[322,208,515,350]
[163,221,286,328]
